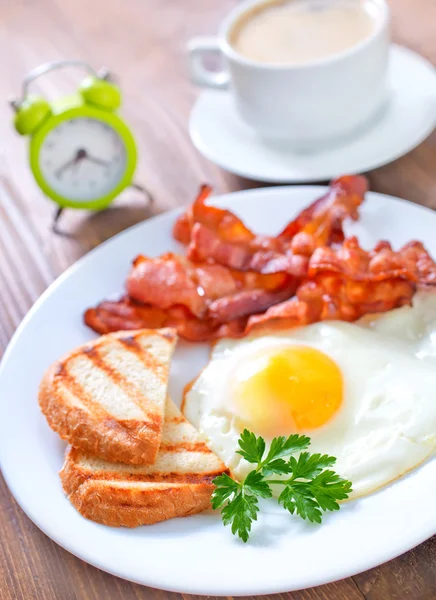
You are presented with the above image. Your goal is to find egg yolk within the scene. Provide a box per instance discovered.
[232,345,343,437]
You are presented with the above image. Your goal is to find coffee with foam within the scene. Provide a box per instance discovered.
[230,0,378,66]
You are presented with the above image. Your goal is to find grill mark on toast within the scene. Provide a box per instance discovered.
[160,442,210,453]
[56,363,109,419]
[56,365,159,453]
[82,346,161,431]
[118,335,143,351]
[117,335,166,381]
[81,468,230,485]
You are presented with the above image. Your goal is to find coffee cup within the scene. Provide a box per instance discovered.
[188,0,390,149]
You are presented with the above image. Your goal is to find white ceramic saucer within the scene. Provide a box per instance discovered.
[189,45,436,183]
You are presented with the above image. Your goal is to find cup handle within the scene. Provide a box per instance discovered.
[187,37,229,90]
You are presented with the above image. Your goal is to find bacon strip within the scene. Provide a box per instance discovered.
[84,298,248,342]
[247,237,436,333]
[185,175,367,275]
[84,299,168,333]
[247,278,415,334]
[126,253,294,319]
[187,223,309,276]
[277,174,367,243]
[173,184,254,245]
[207,285,296,323]
[126,254,242,318]
[309,238,436,283]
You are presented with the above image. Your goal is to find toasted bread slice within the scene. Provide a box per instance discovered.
[39,329,177,465]
[60,398,229,527]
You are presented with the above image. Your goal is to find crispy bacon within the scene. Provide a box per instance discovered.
[84,298,169,333]
[248,237,436,333]
[277,174,367,243]
[126,253,294,320]
[84,176,436,343]
[86,255,297,341]
[247,278,415,334]
[84,298,248,342]
[184,175,367,275]
[309,238,436,283]
[187,222,309,276]
[397,241,436,284]
[127,253,242,318]
[173,184,254,245]
[207,285,296,323]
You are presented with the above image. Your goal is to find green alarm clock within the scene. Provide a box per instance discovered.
[10,60,150,230]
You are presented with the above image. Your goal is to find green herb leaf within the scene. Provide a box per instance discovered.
[212,430,352,542]
[261,458,293,476]
[221,492,259,542]
[309,470,353,511]
[211,473,240,509]
[278,483,323,523]
[236,429,266,464]
[264,433,311,464]
[244,471,273,498]
[287,452,337,480]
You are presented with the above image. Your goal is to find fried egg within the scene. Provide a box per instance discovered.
[183,305,436,498]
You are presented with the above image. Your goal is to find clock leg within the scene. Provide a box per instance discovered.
[52,206,64,234]
[130,182,153,206]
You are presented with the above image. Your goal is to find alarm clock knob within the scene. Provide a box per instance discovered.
[12,95,52,136]
[79,76,122,111]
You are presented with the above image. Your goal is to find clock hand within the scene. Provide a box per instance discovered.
[55,148,87,178]
[85,155,111,167]
[55,156,79,179]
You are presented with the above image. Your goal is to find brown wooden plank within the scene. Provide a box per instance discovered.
[354,537,436,600]
[0,0,436,598]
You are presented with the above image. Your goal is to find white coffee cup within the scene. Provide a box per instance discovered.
[188,0,390,149]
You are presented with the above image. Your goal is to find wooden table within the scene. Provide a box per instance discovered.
[1,1,436,598]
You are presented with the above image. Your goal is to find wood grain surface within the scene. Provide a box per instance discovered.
[1,0,436,598]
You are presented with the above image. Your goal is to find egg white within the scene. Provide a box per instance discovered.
[359,288,436,363]
[183,308,436,498]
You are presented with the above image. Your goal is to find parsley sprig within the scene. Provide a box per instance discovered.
[211,429,352,542]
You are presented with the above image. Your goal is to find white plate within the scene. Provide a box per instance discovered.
[1,186,436,596]
[190,45,436,183]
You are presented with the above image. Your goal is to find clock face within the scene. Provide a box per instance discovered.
[38,117,127,202]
